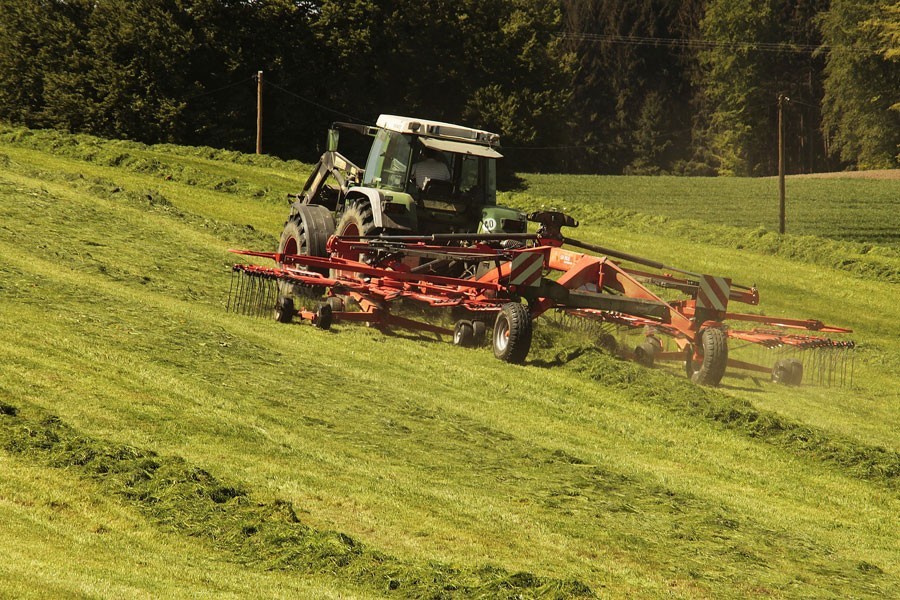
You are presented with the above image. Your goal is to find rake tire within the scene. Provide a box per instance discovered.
[274,296,294,324]
[634,337,662,368]
[453,321,475,348]
[690,327,728,386]
[472,320,487,345]
[772,358,803,385]
[493,303,532,364]
[315,302,333,330]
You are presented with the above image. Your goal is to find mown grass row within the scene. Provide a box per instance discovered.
[0,403,591,599]
[0,123,308,206]
[529,337,900,487]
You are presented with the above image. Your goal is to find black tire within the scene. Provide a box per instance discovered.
[278,204,335,300]
[493,303,533,364]
[690,328,728,386]
[597,333,617,353]
[790,359,804,384]
[274,296,294,323]
[278,204,335,270]
[335,198,377,239]
[453,321,475,347]
[772,358,803,385]
[471,320,487,345]
[333,199,378,279]
[634,337,661,368]
[315,302,333,330]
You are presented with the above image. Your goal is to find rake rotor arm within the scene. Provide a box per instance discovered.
[561,236,698,277]
[685,307,853,334]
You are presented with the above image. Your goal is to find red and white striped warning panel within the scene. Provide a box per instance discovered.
[509,252,544,287]
[697,275,731,311]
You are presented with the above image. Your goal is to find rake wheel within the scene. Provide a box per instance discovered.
[691,327,728,386]
[634,336,662,368]
[772,358,803,385]
[274,296,294,323]
[315,302,333,330]
[453,320,476,347]
[493,303,532,364]
[472,320,487,345]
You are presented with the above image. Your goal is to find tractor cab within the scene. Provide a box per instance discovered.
[357,115,517,234]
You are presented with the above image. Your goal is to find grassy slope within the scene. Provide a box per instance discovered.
[1,126,898,598]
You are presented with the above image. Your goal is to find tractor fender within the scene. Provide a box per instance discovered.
[346,186,416,231]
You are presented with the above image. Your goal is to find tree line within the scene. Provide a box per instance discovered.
[0,0,897,175]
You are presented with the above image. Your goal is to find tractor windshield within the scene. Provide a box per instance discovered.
[363,129,412,191]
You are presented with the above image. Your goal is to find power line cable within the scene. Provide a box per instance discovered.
[264,79,372,124]
[559,32,880,55]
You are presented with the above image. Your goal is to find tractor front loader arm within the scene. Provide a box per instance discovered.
[295,150,364,209]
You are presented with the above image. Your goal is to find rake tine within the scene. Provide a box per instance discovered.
[255,274,265,317]
[236,270,247,315]
[245,273,257,316]
[227,268,235,312]
[252,276,260,317]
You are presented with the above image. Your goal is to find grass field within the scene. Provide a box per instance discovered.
[1,124,898,598]
[517,172,900,247]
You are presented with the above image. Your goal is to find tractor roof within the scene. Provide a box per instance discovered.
[377,114,500,147]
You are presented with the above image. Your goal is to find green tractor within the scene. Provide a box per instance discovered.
[278,115,527,267]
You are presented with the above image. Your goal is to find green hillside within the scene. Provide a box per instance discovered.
[1,125,898,599]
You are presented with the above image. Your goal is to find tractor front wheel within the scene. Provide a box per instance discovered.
[690,328,728,386]
[278,204,335,274]
[493,303,533,364]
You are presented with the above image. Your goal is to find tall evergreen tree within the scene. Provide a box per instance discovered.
[820,0,900,168]
[560,0,703,173]
[698,0,831,176]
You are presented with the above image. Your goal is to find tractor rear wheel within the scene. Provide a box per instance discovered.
[333,199,378,279]
[690,328,728,386]
[493,303,533,364]
[335,198,377,240]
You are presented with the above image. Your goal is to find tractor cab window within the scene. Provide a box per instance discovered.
[363,129,412,191]
[458,155,480,194]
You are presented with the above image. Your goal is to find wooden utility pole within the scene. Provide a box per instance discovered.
[256,70,263,155]
[777,93,786,234]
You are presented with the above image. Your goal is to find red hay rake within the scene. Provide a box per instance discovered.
[228,211,854,387]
